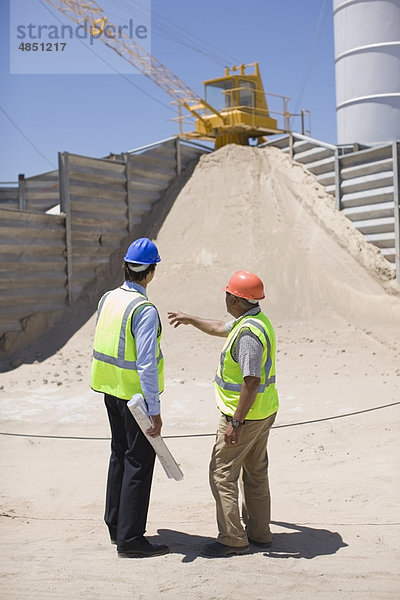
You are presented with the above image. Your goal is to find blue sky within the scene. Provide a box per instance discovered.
[0,0,336,181]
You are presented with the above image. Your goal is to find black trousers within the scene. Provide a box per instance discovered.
[104,394,156,552]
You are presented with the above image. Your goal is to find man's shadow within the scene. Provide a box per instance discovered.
[156,521,347,562]
[155,530,211,563]
[266,521,348,559]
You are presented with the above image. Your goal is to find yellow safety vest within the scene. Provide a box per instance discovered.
[214,312,278,419]
[90,287,164,400]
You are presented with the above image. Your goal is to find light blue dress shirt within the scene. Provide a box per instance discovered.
[121,281,161,416]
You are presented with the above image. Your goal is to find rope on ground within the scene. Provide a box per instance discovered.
[1,512,399,526]
[0,401,398,441]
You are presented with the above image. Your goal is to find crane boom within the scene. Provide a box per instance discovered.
[44,0,220,114]
[44,0,295,147]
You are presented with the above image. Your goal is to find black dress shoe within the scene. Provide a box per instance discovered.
[118,537,169,558]
[201,541,249,557]
[248,537,272,549]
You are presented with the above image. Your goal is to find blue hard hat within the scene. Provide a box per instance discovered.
[124,238,161,264]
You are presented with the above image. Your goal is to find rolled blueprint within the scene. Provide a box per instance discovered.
[127,393,183,481]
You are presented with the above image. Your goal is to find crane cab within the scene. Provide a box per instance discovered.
[195,63,281,148]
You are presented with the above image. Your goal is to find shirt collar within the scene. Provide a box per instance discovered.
[234,305,261,324]
[121,280,147,297]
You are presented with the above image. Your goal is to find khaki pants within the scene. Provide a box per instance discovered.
[209,412,276,547]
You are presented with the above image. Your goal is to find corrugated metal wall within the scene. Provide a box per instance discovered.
[24,169,60,212]
[0,137,210,358]
[339,144,398,265]
[264,134,400,282]
[0,208,67,337]
[59,152,129,303]
[0,187,18,209]
[127,139,178,230]
[0,171,60,212]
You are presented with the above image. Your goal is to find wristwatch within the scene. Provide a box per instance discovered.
[231,418,245,428]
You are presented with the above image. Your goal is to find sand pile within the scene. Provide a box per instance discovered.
[153,144,400,341]
[1,144,400,599]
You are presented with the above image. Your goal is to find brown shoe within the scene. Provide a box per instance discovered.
[201,541,249,557]
[248,537,272,549]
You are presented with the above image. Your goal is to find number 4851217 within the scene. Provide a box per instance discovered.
[19,42,66,51]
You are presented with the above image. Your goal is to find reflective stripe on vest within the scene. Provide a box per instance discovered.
[96,290,112,324]
[92,294,163,369]
[215,318,276,393]
[92,350,163,370]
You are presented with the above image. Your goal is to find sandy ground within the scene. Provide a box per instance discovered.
[1,146,400,599]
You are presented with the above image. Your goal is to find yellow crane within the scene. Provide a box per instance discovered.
[44,0,295,148]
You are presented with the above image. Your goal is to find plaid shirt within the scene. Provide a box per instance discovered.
[225,307,263,378]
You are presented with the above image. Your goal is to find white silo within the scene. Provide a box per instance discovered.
[333,0,400,145]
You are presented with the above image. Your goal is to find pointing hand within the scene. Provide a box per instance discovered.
[167,311,191,328]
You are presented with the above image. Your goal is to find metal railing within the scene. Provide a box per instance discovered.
[263,133,400,283]
[174,84,311,138]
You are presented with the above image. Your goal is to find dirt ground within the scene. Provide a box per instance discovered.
[1,146,399,599]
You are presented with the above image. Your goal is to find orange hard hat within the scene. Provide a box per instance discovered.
[224,271,265,301]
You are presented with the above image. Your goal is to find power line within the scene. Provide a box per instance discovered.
[294,0,330,113]
[1,401,398,441]
[37,0,176,114]
[0,105,56,169]
[107,0,239,66]
[3,0,178,175]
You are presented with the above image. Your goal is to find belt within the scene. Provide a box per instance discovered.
[223,413,272,423]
